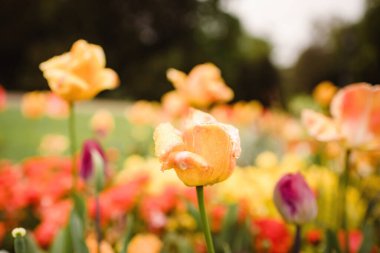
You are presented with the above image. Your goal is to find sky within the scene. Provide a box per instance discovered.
[221,0,366,67]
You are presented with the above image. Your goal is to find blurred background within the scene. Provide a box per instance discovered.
[1,0,380,107]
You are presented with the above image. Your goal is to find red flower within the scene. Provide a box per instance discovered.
[338,230,363,253]
[306,229,322,246]
[253,218,292,253]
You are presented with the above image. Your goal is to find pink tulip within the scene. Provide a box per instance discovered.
[273,173,317,225]
[80,139,106,181]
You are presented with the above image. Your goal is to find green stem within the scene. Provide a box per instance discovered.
[341,149,351,253]
[69,102,78,191]
[196,186,215,253]
[292,225,302,253]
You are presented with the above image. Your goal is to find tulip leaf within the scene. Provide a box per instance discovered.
[120,214,134,253]
[324,228,341,253]
[220,204,238,242]
[186,201,202,230]
[49,227,72,253]
[25,234,43,253]
[71,192,87,226]
[358,223,375,253]
[69,210,89,253]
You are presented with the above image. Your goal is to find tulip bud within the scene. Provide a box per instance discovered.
[80,139,107,193]
[273,173,317,225]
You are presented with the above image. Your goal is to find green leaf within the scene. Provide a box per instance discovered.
[49,227,72,253]
[324,228,341,253]
[69,211,89,253]
[71,192,87,225]
[186,201,202,230]
[120,214,134,253]
[359,223,375,253]
[25,234,43,253]
[220,204,238,243]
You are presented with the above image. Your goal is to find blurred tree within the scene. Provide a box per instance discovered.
[285,0,380,100]
[0,0,279,105]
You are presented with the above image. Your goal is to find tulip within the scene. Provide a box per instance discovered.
[154,108,240,253]
[167,63,234,108]
[274,173,317,225]
[153,108,241,187]
[39,39,119,102]
[274,173,317,253]
[302,83,380,150]
[80,139,107,191]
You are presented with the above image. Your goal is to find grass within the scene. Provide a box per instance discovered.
[0,104,155,165]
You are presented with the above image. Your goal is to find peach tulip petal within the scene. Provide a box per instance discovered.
[71,40,106,68]
[153,123,185,161]
[183,124,236,185]
[331,83,380,148]
[95,68,119,90]
[302,109,342,142]
[164,151,210,186]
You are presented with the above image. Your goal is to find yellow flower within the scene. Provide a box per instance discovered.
[153,109,241,186]
[127,234,162,253]
[39,39,119,102]
[312,81,338,107]
[167,63,233,108]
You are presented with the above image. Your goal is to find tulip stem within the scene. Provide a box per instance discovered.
[196,186,215,253]
[292,225,302,253]
[68,102,78,191]
[341,149,351,253]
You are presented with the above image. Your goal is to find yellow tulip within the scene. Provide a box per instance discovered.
[153,109,241,186]
[167,63,234,108]
[39,39,119,102]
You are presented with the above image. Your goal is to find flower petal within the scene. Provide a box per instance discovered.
[330,83,379,148]
[183,124,237,185]
[153,123,185,161]
[301,109,342,142]
[163,151,210,186]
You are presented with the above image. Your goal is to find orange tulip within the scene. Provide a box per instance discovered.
[167,63,233,108]
[154,109,241,186]
[302,83,380,150]
[39,39,119,102]
[127,234,162,253]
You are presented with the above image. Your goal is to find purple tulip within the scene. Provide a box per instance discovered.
[273,173,317,225]
[80,139,106,181]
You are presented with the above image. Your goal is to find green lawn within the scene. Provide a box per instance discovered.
[0,105,155,164]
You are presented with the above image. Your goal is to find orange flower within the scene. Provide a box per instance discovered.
[154,109,241,186]
[302,83,380,150]
[167,63,233,108]
[39,39,119,102]
[21,91,47,118]
[127,233,162,253]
